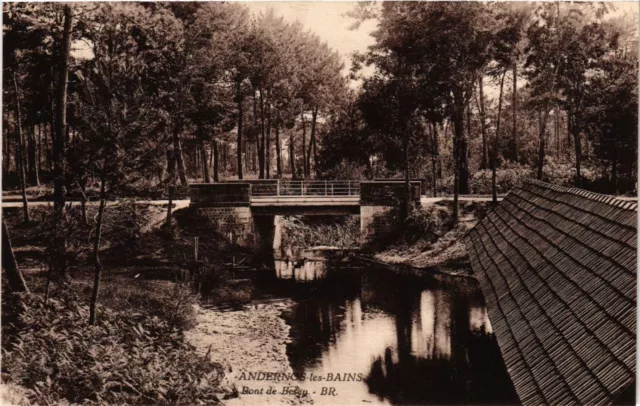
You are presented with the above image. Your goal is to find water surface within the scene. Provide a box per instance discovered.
[247,251,519,405]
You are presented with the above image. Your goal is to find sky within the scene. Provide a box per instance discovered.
[244,2,378,83]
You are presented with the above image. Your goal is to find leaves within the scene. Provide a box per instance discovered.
[2,291,225,405]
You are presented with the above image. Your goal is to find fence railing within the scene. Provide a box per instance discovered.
[251,180,360,197]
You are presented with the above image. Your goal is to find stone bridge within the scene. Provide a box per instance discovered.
[189,179,423,247]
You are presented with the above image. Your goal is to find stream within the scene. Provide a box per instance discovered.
[201,248,519,405]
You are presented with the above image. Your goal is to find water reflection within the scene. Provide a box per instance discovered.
[263,254,518,405]
[274,247,352,282]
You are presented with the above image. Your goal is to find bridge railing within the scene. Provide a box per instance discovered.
[251,180,360,197]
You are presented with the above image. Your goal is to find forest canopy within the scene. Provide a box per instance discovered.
[3,2,637,201]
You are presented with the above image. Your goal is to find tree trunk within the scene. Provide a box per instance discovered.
[452,121,460,225]
[259,88,268,179]
[81,191,88,225]
[167,148,176,184]
[28,126,39,186]
[44,123,53,172]
[166,183,174,227]
[431,122,439,197]
[3,121,11,175]
[255,92,263,179]
[477,76,488,170]
[403,124,411,220]
[37,124,43,176]
[222,142,227,173]
[266,99,271,179]
[12,72,30,223]
[301,110,307,178]
[89,170,107,325]
[194,143,200,178]
[172,127,188,186]
[452,90,469,195]
[612,140,618,194]
[53,5,72,213]
[2,219,29,293]
[198,126,210,183]
[555,109,560,155]
[512,61,518,163]
[566,111,572,156]
[466,101,472,163]
[236,80,244,180]
[312,135,319,178]
[289,134,296,180]
[573,126,582,188]
[537,110,548,181]
[307,108,318,177]
[213,139,219,183]
[493,71,506,205]
[275,112,282,178]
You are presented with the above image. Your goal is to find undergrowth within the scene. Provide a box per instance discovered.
[281,215,361,249]
[371,201,490,272]
[1,289,227,405]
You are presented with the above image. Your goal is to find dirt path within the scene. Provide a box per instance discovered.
[185,303,311,406]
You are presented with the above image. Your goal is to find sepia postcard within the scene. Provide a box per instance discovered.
[1,1,637,405]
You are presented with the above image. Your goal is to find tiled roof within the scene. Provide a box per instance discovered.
[464,180,637,406]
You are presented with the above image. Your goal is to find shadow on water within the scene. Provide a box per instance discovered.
[203,248,519,405]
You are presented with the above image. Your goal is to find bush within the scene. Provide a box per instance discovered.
[281,216,362,249]
[2,291,226,405]
[397,205,447,245]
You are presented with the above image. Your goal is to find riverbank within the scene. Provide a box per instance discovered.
[186,302,312,406]
[370,201,490,276]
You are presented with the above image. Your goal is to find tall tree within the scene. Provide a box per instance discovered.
[526,3,611,185]
[2,219,30,293]
[74,3,180,324]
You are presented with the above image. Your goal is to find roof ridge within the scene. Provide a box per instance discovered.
[523,180,638,211]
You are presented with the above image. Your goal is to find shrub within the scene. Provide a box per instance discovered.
[2,291,226,405]
[281,216,362,249]
[398,205,447,245]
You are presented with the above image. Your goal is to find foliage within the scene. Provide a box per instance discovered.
[281,216,361,249]
[2,290,226,405]
[397,206,448,246]
[342,2,637,196]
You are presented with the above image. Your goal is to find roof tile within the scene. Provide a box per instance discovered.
[465,181,636,406]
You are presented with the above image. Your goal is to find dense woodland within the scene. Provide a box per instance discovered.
[3,2,638,198]
[2,2,639,307]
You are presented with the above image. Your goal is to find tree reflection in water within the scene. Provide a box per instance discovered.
[364,274,518,404]
[266,259,518,405]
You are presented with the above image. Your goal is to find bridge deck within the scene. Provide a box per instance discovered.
[250,196,360,206]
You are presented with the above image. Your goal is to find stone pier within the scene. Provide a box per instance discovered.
[189,183,258,247]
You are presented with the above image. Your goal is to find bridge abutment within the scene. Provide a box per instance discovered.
[189,183,258,247]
